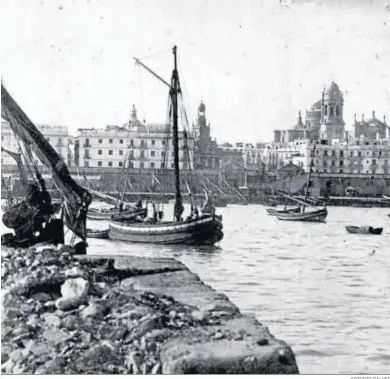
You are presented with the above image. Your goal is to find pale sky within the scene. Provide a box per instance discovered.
[1,0,389,143]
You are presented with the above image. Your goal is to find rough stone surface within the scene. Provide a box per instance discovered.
[1,245,299,374]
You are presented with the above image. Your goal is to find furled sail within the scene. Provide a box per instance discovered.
[1,83,92,240]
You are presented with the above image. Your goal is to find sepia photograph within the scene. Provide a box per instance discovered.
[1,0,389,375]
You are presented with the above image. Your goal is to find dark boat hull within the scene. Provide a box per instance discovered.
[109,215,223,245]
[346,226,383,235]
[86,228,110,239]
[276,207,328,222]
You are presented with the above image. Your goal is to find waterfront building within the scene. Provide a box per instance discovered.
[307,139,390,175]
[1,120,70,169]
[74,105,194,170]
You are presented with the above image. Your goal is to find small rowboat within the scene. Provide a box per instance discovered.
[86,229,110,239]
[266,206,301,215]
[345,226,383,235]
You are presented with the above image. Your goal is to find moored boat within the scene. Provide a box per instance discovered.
[345,226,383,235]
[87,207,146,221]
[275,143,328,223]
[110,214,223,245]
[109,46,223,246]
[86,229,110,239]
[266,206,301,215]
[276,207,328,222]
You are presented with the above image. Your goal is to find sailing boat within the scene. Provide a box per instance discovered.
[84,158,147,220]
[109,46,223,245]
[1,83,92,249]
[275,143,328,222]
[266,173,300,215]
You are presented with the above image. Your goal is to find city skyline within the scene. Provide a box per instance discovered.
[1,0,389,143]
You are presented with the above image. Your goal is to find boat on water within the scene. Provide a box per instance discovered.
[266,206,301,216]
[276,206,328,222]
[345,226,383,235]
[1,83,92,250]
[88,205,147,220]
[109,46,223,246]
[275,143,328,223]
[86,229,110,239]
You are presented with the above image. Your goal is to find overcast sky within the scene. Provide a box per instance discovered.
[1,0,389,142]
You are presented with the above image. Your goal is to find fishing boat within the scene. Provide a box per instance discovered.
[86,228,110,239]
[1,83,91,250]
[345,226,383,235]
[87,186,147,220]
[109,46,223,246]
[275,143,328,223]
[88,206,146,220]
[266,206,301,215]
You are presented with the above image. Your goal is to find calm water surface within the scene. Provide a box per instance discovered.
[2,204,389,373]
[87,205,390,374]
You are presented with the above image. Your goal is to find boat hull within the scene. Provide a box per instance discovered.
[86,229,110,239]
[266,206,301,215]
[87,208,146,221]
[109,215,223,246]
[276,208,328,222]
[345,226,383,235]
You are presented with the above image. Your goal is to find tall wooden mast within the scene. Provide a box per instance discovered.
[170,46,184,221]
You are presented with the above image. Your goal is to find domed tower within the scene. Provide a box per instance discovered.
[319,82,345,141]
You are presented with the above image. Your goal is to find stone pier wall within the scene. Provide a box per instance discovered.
[1,245,299,374]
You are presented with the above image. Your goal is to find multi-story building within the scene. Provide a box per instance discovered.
[307,139,390,175]
[74,105,194,170]
[1,120,70,169]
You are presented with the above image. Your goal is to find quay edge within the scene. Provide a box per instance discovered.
[1,245,299,374]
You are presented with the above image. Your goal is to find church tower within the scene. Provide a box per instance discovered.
[319,82,345,141]
[195,101,211,145]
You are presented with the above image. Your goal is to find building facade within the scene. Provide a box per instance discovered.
[74,105,194,170]
[307,139,390,175]
[1,120,70,168]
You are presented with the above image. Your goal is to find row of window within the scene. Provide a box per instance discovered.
[317,168,388,174]
[86,161,177,169]
[318,150,388,158]
[89,149,180,158]
[84,138,164,146]
[316,159,387,166]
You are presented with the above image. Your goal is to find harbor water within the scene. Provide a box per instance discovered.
[2,204,390,373]
[86,204,390,374]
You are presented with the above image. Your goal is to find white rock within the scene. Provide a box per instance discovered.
[61,278,89,299]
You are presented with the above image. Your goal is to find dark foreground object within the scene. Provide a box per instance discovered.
[1,246,299,374]
[345,226,383,235]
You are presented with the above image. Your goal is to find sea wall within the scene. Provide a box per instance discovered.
[1,245,299,374]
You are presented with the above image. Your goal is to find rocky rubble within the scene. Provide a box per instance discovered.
[1,245,299,374]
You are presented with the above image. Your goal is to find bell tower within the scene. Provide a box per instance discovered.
[320,82,345,141]
[197,101,210,145]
